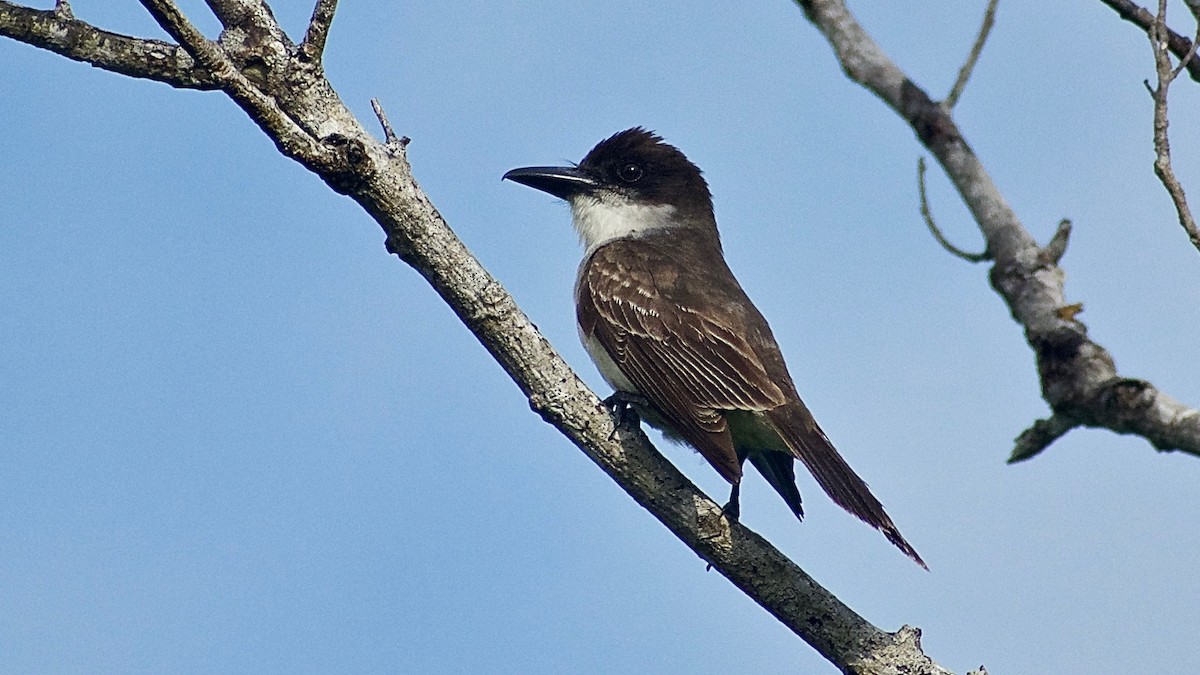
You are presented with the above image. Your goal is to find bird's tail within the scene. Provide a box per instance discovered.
[765,401,927,570]
[745,449,804,520]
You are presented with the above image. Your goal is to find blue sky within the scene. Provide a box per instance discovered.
[2,1,1199,673]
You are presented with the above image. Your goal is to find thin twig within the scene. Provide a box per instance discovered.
[1147,0,1200,254]
[1099,0,1200,83]
[1010,413,1078,463]
[917,157,990,262]
[301,0,338,62]
[1172,23,1200,79]
[1040,218,1072,264]
[945,0,999,108]
[370,98,405,150]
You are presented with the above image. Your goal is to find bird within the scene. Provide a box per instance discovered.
[503,127,925,568]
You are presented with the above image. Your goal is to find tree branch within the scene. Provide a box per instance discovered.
[202,0,293,49]
[1010,413,1080,463]
[1099,0,1200,82]
[139,0,215,59]
[137,0,331,168]
[793,0,1200,460]
[301,0,338,63]
[917,157,991,262]
[1145,0,1200,254]
[0,0,219,89]
[370,98,404,150]
[1040,218,1072,265]
[201,0,256,32]
[945,0,998,108]
[0,1,954,672]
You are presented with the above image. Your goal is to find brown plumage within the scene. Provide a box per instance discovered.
[506,128,926,568]
[578,236,926,568]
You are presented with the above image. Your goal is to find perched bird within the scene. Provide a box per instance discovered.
[504,128,925,568]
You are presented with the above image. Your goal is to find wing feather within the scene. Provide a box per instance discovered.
[578,241,786,482]
[577,238,927,567]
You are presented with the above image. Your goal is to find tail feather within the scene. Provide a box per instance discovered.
[746,449,804,520]
[765,402,927,570]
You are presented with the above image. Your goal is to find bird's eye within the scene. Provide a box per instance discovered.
[617,163,643,183]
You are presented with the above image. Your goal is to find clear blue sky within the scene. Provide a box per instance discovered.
[3,1,1199,673]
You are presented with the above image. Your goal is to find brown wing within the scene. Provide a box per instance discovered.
[577,240,788,483]
[579,240,927,567]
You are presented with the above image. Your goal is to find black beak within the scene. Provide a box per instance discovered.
[502,166,597,200]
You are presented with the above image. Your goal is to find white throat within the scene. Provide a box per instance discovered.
[569,194,676,253]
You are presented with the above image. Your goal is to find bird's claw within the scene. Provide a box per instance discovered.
[603,391,647,435]
[719,500,740,522]
[721,482,741,522]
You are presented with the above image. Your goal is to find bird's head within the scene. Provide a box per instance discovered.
[504,128,714,250]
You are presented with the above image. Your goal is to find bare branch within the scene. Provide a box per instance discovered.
[370,97,405,151]
[945,0,998,108]
[139,0,213,57]
[0,2,954,670]
[1099,0,1200,83]
[1146,0,1200,253]
[301,0,338,63]
[1039,219,1072,264]
[202,0,251,30]
[917,157,991,262]
[0,0,219,89]
[137,0,330,167]
[202,0,294,50]
[1010,413,1079,463]
[793,0,1200,459]
[1173,26,1200,79]
[1011,376,1200,462]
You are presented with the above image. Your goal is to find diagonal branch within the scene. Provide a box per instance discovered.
[301,0,338,63]
[0,1,954,672]
[0,0,219,89]
[1099,0,1200,82]
[945,0,998,108]
[139,0,215,59]
[202,0,293,48]
[793,0,1200,460]
[202,0,254,30]
[1146,0,1200,254]
[1010,411,1078,463]
[137,0,330,167]
[1041,218,1073,265]
[370,98,406,150]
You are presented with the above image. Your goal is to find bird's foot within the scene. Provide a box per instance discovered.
[704,488,741,572]
[720,483,741,522]
[719,500,740,522]
[603,391,647,436]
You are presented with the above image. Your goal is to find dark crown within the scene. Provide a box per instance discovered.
[579,128,712,210]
